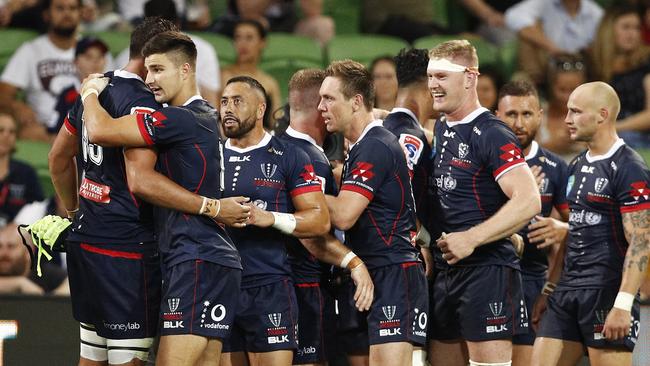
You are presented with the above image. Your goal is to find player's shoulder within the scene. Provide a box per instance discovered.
[611,144,650,177]
[475,112,512,137]
[538,146,568,170]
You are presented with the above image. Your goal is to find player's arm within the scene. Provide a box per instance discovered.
[325,191,368,231]
[248,191,330,237]
[300,233,374,311]
[603,208,650,340]
[124,147,249,227]
[48,124,79,218]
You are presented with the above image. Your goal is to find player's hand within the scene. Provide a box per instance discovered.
[602,307,632,341]
[80,73,109,100]
[530,165,545,190]
[420,246,434,279]
[244,202,274,228]
[510,233,524,258]
[527,215,569,249]
[531,294,548,332]
[350,262,374,311]
[436,231,477,264]
[215,196,250,228]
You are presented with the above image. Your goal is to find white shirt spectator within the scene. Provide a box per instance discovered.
[115,33,220,96]
[0,35,77,129]
[505,0,603,53]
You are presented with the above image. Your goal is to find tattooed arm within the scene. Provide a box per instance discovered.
[603,208,650,340]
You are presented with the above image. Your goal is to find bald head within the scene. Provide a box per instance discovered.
[571,81,620,123]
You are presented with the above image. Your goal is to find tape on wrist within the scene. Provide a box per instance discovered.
[340,251,357,269]
[271,212,296,234]
[541,281,557,296]
[81,89,98,103]
[416,225,431,248]
[199,197,221,218]
[613,292,635,312]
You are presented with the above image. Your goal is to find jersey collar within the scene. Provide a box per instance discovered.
[182,95,204,106]
[114,69,143,82]
[285,126,324,152]
[349,120,383,151]
[585,138,625,163]
[225,132,272,153]
[445,107,489,127]
[390,107,419,123]
[525,141,540,161]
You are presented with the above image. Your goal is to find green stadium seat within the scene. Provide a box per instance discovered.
[499,39,519,81]
[413,35,500,67]
[262,33,323,66]
[431,0,449,29]
[83,31,130,57]
[0,29,39,73]
[14,140,53,197]
[260,58,323,104]
[327,34,409,66]
[323,0,360,34]
[191,32,236,66]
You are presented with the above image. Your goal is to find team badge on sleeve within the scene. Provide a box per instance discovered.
[399,134,423,170]
[499,143,522,163]
[351,162,375,182]
[630,181,650,201]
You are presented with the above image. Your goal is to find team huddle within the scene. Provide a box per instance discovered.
[40,15,649,366]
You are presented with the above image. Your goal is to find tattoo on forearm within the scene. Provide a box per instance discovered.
[623,210,650,273]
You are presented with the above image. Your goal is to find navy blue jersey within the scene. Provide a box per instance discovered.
[65,70,159,245]
[223,133,323,287]
[432,108,526,268]
[520,142,569,278]
[0,160,44,227]
[340,121,419,269]
[136,95,241,270]
[383,108,433,231]
[558,139,650,290]
[280,127,337,283]
[52,84,78,134]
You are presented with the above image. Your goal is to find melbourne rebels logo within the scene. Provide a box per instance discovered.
[268,313,282,327]
[499,143,522,162]
[351,162,375,182]
[489,302,503,317]
[458,143,469,159]
[261,163,278,179]
[168,298,180,312]
[594,178,609,193]
[382,306,397,320]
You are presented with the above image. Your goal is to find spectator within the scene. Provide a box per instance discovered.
[592,5,650,148]
[78,0,128,32]
[221,19,282,125]
[537,55,587,161]
[115,0,222,106]
[361,0,446,43]
[0,0,81,142]
[117,0,184,25]
[52,36,108,135]
[294,0,334,46]
[459,0,518,46]
[505,0,603,85]
[370,55,397,111]
[477,65,502,111]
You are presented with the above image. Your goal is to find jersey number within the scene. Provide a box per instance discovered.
[82,123,103,166]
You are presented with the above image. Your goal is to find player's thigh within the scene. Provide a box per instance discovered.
[427,339,467,366]
[369,341,413,366]
[248,350,294,366]
[156,334,208,366]
[220,352,248,366]
[466,339,511,363]
[346,353,369,366]
[531,337,583,366]
[106,337,154,366]
[196,338,224,366]
[512,344,533,366]
[587,347,632,366]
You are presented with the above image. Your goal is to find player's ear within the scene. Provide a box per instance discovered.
[257,102,266,120]
[181,63,191,80]
[352,94,363,112]
[598,107,608,123]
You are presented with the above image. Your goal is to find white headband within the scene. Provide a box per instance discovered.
[427,58,479,74]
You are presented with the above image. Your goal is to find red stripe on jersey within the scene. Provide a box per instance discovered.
[136,114,155,145]
[341,183,374,201]
[193,143,206,193]
[472,167,485,218]
[620,202,650,213]
[296,282,320,288]
[63,116,77,135]
[401,261,420,268]
[493,160,525,179]
[80,243,143,259]
[555,202,569,211]
[290,184,322,197]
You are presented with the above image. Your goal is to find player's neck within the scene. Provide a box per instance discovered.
[230,125,266,149]
[289,121,325,147]
[47,31,76,50]
[170,82,199,107]
[445,97,482,122]
[587,128,619,156]
[395,91,421,122]
[123,59,145,79]
[347,112,375,144]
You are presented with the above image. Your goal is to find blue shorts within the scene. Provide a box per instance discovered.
[333,272,369,354]
[67,241,161,339]
[367,262,429,346]
[160,260,241,339]
[537,287,641,351]
[429,265,529,342]
[223,278,299,353]
[513,277,544,345]
[293,282,336,364]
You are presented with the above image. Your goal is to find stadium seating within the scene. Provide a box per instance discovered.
[327,34,408,66]
[260,58,323,103]
[190,31,236,66]
[14,140,54,196]
[262,32,323,66]
[84,31,130,57]
[0,29,38,72]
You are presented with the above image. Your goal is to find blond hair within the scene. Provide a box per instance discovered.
[428,39,479,68]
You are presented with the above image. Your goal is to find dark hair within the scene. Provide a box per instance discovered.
[394,48,429,87]
[370,55,395,75]
[234,19,267,39]
[142,31,197,67]
[43,0,82,10]
[326,59,375,111]
[144,0,178,23]
[226,75,268,99]
[498,80,539,102]
[130,17,178,60]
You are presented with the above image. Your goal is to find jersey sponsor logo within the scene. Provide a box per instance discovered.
[79,177,111,204]
[253,199,267,210]
[611,162,618,171]
[473,126,482,135]
[412,308,427,337]
[399,133,424,170]
[229,155,251,162]
[261,163,278,179]
[458,143,469,159]
[102,321,141,332]
[499,143,522,163]
[594,178,609,193]
[443,130,455,138]
[436,175,457,191]
[581,166,595,174]
[350,162,375,182]
[630,181,650,201]
[518,300,529,328]
[569,210,602,225]
[268,146,284,156]
[200,302,230,330]
[379,305,401,337]
[163,297,183,326]
[486,302,508,333]
[266,313,290,344]
[297,346,317,356]
[130,106,155,115]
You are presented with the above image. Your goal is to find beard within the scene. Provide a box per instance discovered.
[223,115,257,139]
[51,25,77,37]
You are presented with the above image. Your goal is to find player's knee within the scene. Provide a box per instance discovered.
[106,337,154,365]
[80,323,108,362]
[469,360,512,366]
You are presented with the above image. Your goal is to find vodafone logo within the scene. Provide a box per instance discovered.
[211,304,226,322]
